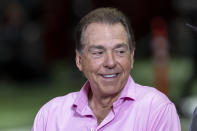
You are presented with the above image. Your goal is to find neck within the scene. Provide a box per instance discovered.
[88,90,121,125]
[90,93,119,107]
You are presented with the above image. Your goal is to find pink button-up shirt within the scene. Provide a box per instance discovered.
[32,76,181,131]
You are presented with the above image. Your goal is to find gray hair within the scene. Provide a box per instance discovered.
[75,7,136,53]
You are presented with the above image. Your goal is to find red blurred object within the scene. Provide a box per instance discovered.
[151,16,169,96]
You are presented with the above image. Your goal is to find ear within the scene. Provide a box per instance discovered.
[76,50,83,71]
[130,49,135,69]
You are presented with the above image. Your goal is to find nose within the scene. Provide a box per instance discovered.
[104,51,116,69]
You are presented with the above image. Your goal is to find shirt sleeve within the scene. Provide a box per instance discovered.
[148,99,181,131]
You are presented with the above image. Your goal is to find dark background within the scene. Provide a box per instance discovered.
[0,0,197,130]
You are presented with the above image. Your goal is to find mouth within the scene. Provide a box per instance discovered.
[100,73,120,79]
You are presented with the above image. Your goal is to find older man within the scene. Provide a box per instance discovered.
[32,7,181,131]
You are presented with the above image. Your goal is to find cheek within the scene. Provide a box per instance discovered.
[119,58,132,70]
[82,58,103,73]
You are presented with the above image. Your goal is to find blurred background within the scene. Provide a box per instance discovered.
[0,0,197,130]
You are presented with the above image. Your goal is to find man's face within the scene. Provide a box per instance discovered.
[76,23,134,97]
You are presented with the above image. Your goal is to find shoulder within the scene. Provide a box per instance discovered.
[32,92,80,130]
[40,91,79,113]
[133,84,179,120]
[134,84,172,106]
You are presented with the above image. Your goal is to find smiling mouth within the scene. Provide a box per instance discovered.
[100,73,120,78]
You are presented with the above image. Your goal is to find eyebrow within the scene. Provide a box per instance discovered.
[113,43,129,49]
[88,43,129,51]
[88,45,105,51]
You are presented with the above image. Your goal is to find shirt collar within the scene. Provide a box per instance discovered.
[73,81,91,115]
[73,75,136,115]
[118,75,136,101]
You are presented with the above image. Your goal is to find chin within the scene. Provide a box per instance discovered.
[101,85,123,95]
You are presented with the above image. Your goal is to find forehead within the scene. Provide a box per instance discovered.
[83,23,128,46]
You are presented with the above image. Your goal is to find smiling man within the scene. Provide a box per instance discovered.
[32,8,181,131]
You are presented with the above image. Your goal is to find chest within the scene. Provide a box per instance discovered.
[46,101,150,131]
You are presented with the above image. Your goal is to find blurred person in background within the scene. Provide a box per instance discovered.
[173,0,197,98]
[181,22,197,98]
[190,106,197,131]
[184,23,197,131]
[0,1,46,82]
[32,7,181,131]
[0,1,25,80]
[171,0,197,119]
[179,22,197,118]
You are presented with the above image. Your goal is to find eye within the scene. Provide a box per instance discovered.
[119,50,125,54]
[115,49,127,56]
[92,51,103,55]
[90,50,104,58]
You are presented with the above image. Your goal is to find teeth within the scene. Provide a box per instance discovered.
[103,74,116,78]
